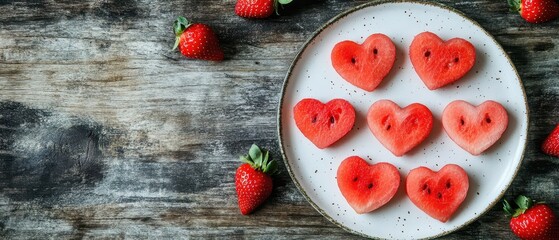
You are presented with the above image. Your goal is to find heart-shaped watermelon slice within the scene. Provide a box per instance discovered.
[409,32,476,90]
[406,164,469,222]
[293,98,355,149]
[331,33,396,91]
[442,100,508,155]
[337,156,400,214]
[367,100,433,156]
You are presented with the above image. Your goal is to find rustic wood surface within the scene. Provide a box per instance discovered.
[0,0,558,239]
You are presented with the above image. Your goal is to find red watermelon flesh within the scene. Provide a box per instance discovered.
[367,100,433,156]
[293,98,355,149]
[331,33,396,91]
[406,164,469,222]
[442,100,508,155]
[409,32,476,90]
[337,156,400,214]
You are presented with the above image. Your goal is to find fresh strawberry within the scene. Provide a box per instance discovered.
[172,16,223,61]
[235,0,293,19]
[503,195,559,240]
[235,144,278,215]
[542,124,559,157]
[509,0,559,23]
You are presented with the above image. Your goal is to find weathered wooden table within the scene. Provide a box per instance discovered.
[1,0,557,239]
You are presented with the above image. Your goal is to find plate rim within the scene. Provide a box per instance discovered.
[276,0,529,239]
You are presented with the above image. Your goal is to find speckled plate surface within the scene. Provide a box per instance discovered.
[278,1,528,239]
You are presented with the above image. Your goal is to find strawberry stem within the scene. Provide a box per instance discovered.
[173,16,192,51]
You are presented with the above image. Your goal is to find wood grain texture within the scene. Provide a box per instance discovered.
[0,0,558,239]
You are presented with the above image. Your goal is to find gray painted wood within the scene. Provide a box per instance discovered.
[0,0,557,239]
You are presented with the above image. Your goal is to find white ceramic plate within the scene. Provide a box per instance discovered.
[278,1,528,239]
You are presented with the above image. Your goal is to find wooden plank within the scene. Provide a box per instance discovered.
[0,0,558,239]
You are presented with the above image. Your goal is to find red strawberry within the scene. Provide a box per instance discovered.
[235,0,293,19]
[235,144,278,215]
[172,17,223,61]
[542,124,559,157]
[503,195,559,240]
[509,0,559,23]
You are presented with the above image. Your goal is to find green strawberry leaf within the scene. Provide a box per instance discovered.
[174,17,189,35]
[503,199,514,216]
[240,155,253,165]
[507,195,534,217]
[243,144,277,174]
[172,38,180,51]
[262,151,270,170]
[265,160,278,175]
[278,0,293,4]
[249,144,262,166]
[507,0,521,13]
[515,195,533,210]
[172,16,192,51]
